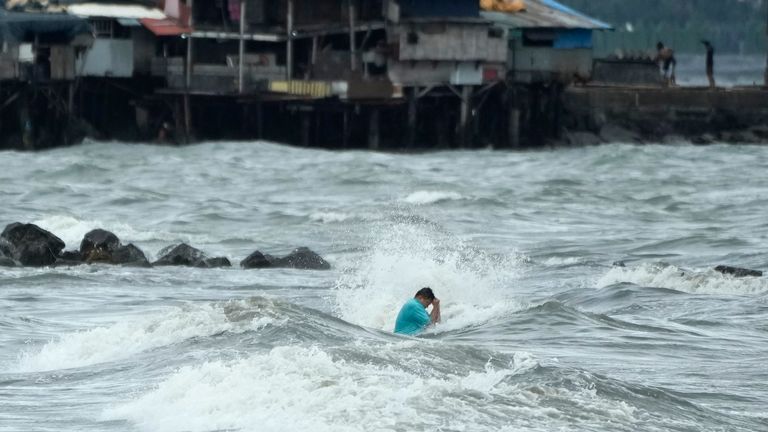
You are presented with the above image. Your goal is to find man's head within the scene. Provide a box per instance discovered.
[414,287,435,308]
[656,42,664,51]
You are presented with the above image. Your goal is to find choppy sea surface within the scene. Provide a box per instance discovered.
[1,141,767,432]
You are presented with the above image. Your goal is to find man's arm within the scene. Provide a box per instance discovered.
[430,298,441,324]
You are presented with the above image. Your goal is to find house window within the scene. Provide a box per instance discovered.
[488,27,503,39]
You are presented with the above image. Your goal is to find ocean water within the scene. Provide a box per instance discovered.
[0,141,767,432]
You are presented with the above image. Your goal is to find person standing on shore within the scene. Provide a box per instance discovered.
[702,40,715,89]
[655,42,676,86]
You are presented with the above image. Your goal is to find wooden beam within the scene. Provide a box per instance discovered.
[186,0,194,89]
[348,0,356,71]
[238,0,246,94]
[287,0,294,79]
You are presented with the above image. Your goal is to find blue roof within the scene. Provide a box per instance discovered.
[540,0,612,29]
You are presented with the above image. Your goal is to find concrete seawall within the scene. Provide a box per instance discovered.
[562,86,768,144]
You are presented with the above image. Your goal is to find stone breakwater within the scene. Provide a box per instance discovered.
[0,223,330,271]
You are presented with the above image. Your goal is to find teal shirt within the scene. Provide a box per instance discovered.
[394,298,430,335]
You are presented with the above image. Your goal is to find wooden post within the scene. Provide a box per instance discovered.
[311,36,319,75]
[765,1,768,86]
[342,107,350,148]
[508,89,520,148]
[238,0,246,93]
[348,0,357,71]
[185,0,194,89]
[183,94,192,143]
[407,87,418,148]
[256,99,264,139]
[301,109,311,147]
[368,108,379,150]
[459,85,472,148]
[286,0,294,80]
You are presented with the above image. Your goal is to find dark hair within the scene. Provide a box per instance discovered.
[414,287,435,301]
[656,42,664,50]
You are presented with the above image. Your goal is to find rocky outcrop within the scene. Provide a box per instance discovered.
[240,250,273,269]
[241,247,330,270]
[112,244,151,267]
[272,247,331,270]
[153,243,230,268]
[714,265,762,278]
[80,229,120,263]
[1,223,65,266]
[0,246,16,267]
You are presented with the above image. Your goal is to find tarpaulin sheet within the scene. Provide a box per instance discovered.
[0,8,91,42]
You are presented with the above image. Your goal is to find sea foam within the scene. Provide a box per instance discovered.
[333,218,526,333]
[13,301,276,373]
[596,262,768,295]
[401,190,464,205]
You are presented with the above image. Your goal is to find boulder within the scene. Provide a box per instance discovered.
[54,250,85,267]
[111,244,150,267]
[60,250,83,261]
[153,243,208,267]
[241,250,273,269]
[0,250,16,267]
[714,265,762,278]
[272,247,331,270]
[1,223,65,266]
[80,229,120,263]
[203,257,232,268]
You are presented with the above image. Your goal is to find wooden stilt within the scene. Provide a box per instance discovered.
[368,107,379,150]
[183,93,192,143]
[407,87,418,148]
[301,110,311,147]
[256,99,264,139]
[342,107,350,148]
[459,85,472,148]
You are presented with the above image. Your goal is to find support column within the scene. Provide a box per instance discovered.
[185,0,194,89]
[368,108,379,150]
[238,0,246,93]
[342,107,350,148]
[301,109,311,147]
[348,0,357,71]
[256,99,264,139]
[765,1,768,86]
[286,0,294,79]
[407,87,418,148]
[508,89,520,148]
[183,94,192,143]
[459,85,472,148]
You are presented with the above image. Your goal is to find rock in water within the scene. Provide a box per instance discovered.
[80,229,120,263]
[1,223,65,266]
[241,250,273,269]
[153,243,208,267]
[111,244,150,267]
[203,257,232,268]
[273,247,331,270]
[714,265,762,278]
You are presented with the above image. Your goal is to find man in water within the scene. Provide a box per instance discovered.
[702,40,715,89]
[655,42,676,86]
[394,287,441,335]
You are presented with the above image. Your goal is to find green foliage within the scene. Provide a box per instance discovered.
[560,0,767,53]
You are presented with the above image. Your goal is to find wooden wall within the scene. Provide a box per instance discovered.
[395,22,506,62]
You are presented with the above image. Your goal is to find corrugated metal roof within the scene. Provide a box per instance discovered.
[482,0,612,30]
[67,3,166,20]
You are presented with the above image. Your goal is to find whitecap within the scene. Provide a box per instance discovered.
[596,262,768,295]
[401,190,464,205]
[13,301,276,373]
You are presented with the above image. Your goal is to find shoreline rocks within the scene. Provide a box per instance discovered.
[241,247,330,270]
[0,222,334,271]
[1,223,65,266]
[153,243,231,268]
[714,265,763,278]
